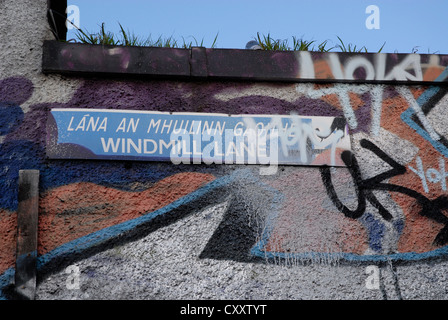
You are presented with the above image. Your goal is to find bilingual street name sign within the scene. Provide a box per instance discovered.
[47,108,351,166]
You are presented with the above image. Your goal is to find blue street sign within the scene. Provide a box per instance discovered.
[47,108,351,166]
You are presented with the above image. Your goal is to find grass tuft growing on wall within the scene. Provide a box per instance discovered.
[254,32,386,53]
[68,22,394,53]
[71,22,219,49]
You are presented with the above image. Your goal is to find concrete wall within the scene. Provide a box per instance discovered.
[2,0,448,300]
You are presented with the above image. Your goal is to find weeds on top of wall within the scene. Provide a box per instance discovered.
[255,33,385,53]
[70,22,219,49]
[67,21,387,53]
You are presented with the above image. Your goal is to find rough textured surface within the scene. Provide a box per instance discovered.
[1,0,448,301]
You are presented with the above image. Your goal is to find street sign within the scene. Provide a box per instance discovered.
[47,108,351,166]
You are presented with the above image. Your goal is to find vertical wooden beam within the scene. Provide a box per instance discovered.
[15,170,39,300]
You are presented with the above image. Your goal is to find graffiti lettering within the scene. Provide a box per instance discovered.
[320,139,448,246]
[296,83,371,131]
[298,53,424,83]
[409,156,448,193]
[245,115,348,166]
[296,83,438,137]
[320,139,400,221]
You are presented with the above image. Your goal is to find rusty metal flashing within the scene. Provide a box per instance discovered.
[42,40,448,85]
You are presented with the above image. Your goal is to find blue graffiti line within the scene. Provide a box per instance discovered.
[0,168,278,299]
[251,202,448,264]
[33,162,448,269]
[3,162,448,298]
[252,190,448,264]
[0,170,236,299]
[401,66,448,157]
[36,168,282,270]
[36,169,249,272]
[251,240,448,264]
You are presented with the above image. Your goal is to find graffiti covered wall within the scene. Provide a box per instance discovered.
[2,0,448,300]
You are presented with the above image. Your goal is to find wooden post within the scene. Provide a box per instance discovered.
[15,170,39,300]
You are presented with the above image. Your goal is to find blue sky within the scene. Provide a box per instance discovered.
[67,0,448,54]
